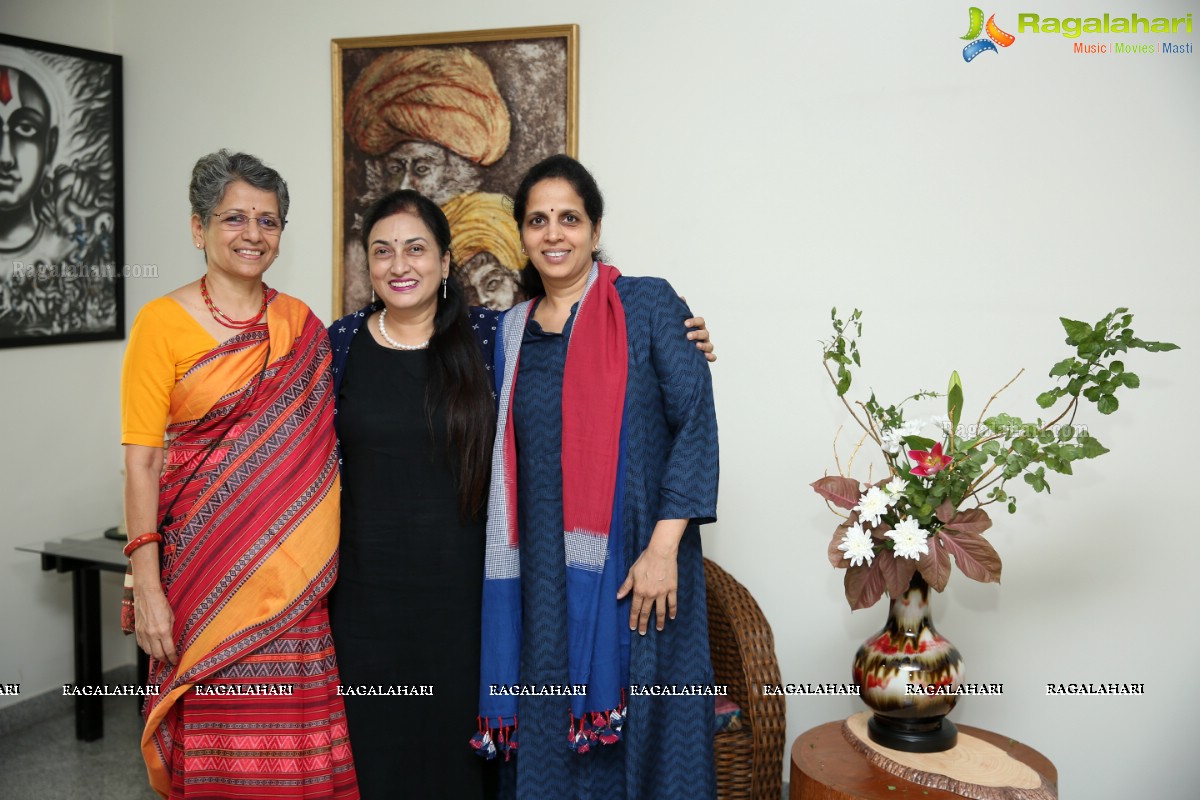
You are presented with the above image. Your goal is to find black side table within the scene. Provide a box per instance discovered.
[16,534,150,741]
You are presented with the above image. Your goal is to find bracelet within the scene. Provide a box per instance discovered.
[123,532,163,558]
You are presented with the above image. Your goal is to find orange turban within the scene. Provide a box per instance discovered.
[344,47,511,165]
[441,192,523,272]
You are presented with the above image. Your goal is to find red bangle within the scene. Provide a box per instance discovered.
[123,532,163,558]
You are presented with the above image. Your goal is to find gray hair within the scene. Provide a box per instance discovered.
[189,149,290,224]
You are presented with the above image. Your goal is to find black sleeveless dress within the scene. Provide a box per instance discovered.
[329,332,492,799]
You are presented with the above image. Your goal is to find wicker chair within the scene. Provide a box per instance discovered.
[705,558,786,800]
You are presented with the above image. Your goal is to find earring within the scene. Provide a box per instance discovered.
[195,242,202,249]
[371,289,377,305]
[441,277,447,299]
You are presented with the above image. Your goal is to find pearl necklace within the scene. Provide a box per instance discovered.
[377,308,430,350]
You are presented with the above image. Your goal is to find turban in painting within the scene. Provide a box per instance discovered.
[441,192,523,272]
[344,47,511,165]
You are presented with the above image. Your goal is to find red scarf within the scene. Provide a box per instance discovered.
[562,262,627,542]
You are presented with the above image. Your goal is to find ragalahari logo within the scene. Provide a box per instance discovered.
[962,8,1016,61]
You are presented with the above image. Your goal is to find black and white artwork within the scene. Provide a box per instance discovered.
[0,33,123,348]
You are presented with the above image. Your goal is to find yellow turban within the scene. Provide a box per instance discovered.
[344,47,511,165]
[441,192,523,273]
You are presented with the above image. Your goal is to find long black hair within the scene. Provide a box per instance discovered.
[360,190,495,518]
[510,154,607,299]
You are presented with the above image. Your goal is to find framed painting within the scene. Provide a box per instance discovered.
[332,24,578,316]
[0,33,124,348]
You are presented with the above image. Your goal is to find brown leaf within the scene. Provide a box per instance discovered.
[942,508,993,535]
[877,549,899,594]
[877,550,917,598]
[894,555,918,594]
[938,531,1002,584]
[845,559,886,611]
[811,476,862,510]
[869,521,892,541]
[917,536,953,592]
[935,500,956,524]
[828,525,850,569]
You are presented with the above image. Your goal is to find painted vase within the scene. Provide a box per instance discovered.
[852,573,964,752]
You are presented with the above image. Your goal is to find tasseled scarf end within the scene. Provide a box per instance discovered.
[568,702,626,754]
[472,701,627,760]
[472,716,518,761]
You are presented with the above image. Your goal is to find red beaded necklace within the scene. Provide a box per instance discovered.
[200,275,267,329]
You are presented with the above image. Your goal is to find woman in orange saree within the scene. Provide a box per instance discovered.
[121,150,358,798]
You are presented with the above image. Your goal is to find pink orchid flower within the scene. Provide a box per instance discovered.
[908,442,953,477]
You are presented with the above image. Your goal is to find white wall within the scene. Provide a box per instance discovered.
[0,0,133,709]
[3,0,1197,795]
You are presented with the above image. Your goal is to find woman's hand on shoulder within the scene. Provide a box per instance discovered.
[678,296,716,362]
[685,316,715,362]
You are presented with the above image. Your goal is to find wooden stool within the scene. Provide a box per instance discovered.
[791,714,1057,800]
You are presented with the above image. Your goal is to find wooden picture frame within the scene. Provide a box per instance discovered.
[0,33,124,348]
[331,24,578,317]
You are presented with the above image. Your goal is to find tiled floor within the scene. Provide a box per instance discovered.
[0,695,157,799]
[0,695,790,798]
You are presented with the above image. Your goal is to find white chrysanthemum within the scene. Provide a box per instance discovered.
[883,420,923,454]
[853,486,889,527]
[886,518,930,560]
[837,523,875,567]
[884,476,907,506]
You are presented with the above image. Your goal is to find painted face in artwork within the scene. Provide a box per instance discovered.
[0,66,57,214]
[460,250,519,311]
[380,141,481,205]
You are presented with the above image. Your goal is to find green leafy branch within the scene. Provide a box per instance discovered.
[960,308,1178,511]
[823,306,1178,516]
[1037,308,1178,416]
[821,309,877,445]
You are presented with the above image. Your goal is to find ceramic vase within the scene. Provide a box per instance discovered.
[852,573,964,752]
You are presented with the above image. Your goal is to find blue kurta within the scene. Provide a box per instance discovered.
[501,276,719,800]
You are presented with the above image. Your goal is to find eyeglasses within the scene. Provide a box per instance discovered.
[212,211,285,235]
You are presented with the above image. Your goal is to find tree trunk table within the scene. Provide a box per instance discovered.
[791,714,1057,800]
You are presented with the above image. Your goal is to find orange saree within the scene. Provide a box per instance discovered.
[125,292,357,798]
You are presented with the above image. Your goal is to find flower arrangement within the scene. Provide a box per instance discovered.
[813,308,1177,610]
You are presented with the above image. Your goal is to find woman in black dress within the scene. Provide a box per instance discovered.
[327,191,498,799]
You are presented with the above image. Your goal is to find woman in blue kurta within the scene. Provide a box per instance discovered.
[477,155,719,800]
